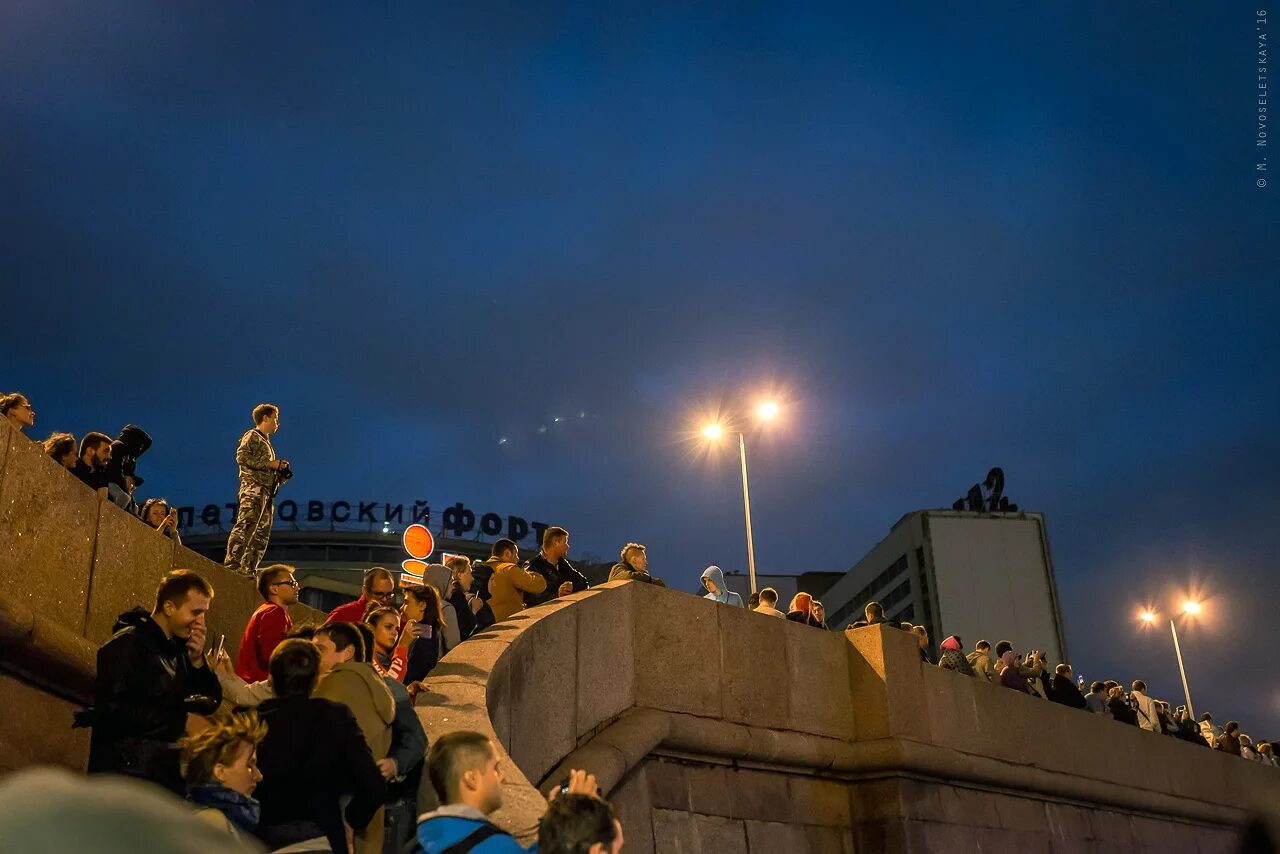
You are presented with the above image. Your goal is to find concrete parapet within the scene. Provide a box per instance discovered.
[419,582,1280,853]
[0,421,324,776]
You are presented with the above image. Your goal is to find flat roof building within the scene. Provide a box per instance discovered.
[821,510,1068,663]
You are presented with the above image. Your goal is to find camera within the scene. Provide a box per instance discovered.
[276,461,294,482]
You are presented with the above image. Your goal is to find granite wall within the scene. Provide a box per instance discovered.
[0,422,324,775]
[419,579,1280,853]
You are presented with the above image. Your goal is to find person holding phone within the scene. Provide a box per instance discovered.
[82,570,222,795]
[142,498,183,546]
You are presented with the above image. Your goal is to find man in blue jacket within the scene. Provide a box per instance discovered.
[418,730,530,853]
[418,731,603,853]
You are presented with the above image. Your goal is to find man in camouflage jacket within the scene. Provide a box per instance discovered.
[223,403,288,576]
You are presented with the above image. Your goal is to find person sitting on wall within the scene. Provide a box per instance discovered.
[1215,721,1243,755]
[235,564,298,684]
[701,565,744,608]
[967,640,996,684]
[141,497,183,545]
[607,542,666,587]
[72,431,113,491]
[102,424,152,512]
[418,730,602,854]
[538,794,625,854]
[526,526,590,607]
[253,639,385,854]
[484,538,548,623]
[43,431,78,469]
[1200,712,1223,744]
[752,587,786,618]
[937,636,976,676]
[0,392,35,434]
[1085,682,1112,717]
[1130,680,1161,733]
[1107,685,1138,726]
[786,592,824,627]
[179,710,267,843]
[1050,663,1088,709]
[328,567,397,624]
[997,648,1043,695]
[81,570,222,795]
[912,625,933,664]
[862,601,899,629]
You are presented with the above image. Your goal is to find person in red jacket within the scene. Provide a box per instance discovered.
[235,565,298,682]
[328,567,396,624]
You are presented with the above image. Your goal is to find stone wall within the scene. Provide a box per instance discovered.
[0,423,324,775]
[420,578,1280,853]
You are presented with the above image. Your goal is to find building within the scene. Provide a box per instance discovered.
[821,510,1068,663]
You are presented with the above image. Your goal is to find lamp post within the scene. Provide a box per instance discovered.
[702,402,778,596]
[1140,601,1200,718]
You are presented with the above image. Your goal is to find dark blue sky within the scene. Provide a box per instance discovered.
[3,4,1278,733]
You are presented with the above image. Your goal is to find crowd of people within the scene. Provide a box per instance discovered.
[841,601,1277,766]
[78,565,627,853]
[2,390,184,543]
[8,388,1275,854]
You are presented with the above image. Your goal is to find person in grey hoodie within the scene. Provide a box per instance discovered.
[700,566,744,607]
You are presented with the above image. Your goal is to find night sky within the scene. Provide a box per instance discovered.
[3,4,1278,734]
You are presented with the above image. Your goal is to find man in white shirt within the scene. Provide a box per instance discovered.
[1131,680,1162,732]
[1199,712,1222,744]
[752,587,786,618]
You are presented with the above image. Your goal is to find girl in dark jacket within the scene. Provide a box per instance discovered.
[1108,686,1139,725]
[786,593,825,628]
[400,585,448,686]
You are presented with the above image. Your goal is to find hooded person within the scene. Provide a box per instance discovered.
[785,592,824,628]
[102,424,152,511]
[998,649,1043,694]
[700,566,744,608]
[421,564,463,651]
[937,636,976,676]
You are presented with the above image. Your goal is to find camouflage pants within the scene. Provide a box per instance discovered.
[223,484,274,576]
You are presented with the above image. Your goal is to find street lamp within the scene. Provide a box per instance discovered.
[701,401,780,595]
[1138,600,1202,718]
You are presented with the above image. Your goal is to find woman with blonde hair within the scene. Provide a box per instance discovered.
[180,711,267,841]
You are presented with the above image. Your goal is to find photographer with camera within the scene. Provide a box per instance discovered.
[224,403,290,577]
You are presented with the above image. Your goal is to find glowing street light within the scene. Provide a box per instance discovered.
[699,402,783,595]
[1139,610,1157,624]
[1182,600,1202,616]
